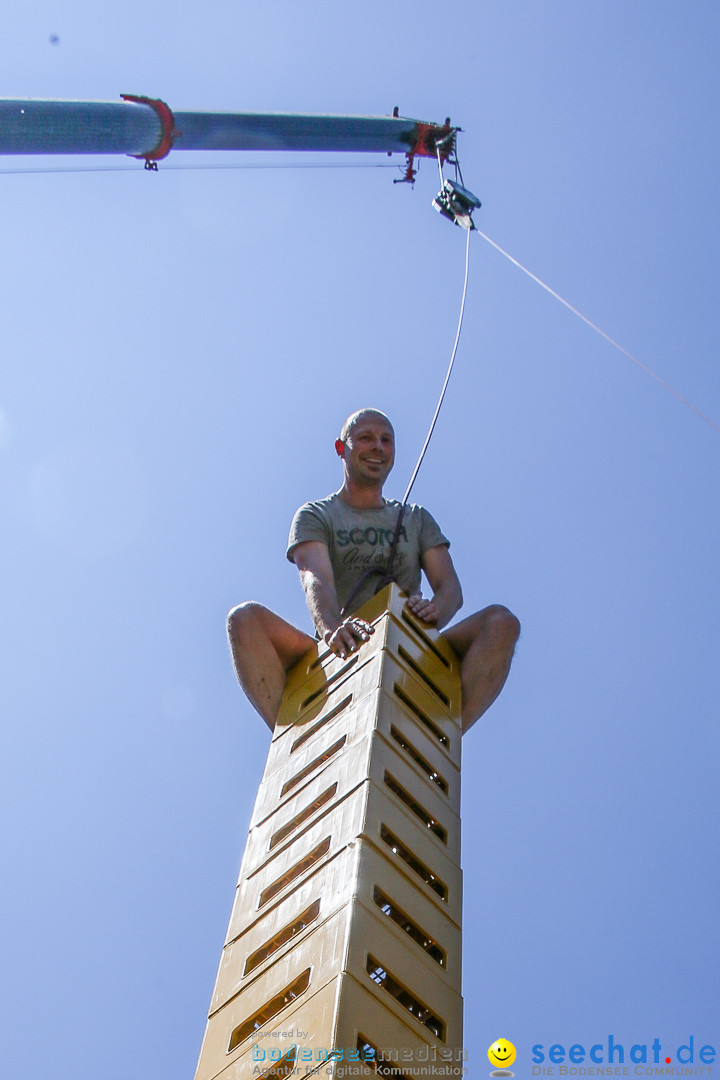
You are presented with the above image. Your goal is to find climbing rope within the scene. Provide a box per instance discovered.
[340,226,472,615]
[476,228,720,437]
[402,225,471,507]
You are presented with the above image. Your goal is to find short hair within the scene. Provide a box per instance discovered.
[339,408,394,443]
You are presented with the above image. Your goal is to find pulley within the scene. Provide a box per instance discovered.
[432,177,481,230]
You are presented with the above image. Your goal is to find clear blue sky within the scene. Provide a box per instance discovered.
[1,3,718,1078]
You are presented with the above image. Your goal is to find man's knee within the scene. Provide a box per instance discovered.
[444,603,520,657]
[227,603,314,670]
[227,601,269,645]
[482,604,521,645]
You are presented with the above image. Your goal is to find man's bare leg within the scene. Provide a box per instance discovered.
[227,602,316,730]
[441,604,520,735]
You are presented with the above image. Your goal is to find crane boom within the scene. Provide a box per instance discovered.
[0,98,455,166]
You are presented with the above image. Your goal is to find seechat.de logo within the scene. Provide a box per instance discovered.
[531,1036,717,1076]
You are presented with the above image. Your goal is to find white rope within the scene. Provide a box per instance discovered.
[435,144,445,189]
[476,228,720,437]
[403,225,472,505]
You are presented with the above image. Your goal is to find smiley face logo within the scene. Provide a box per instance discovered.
[488,1039,517,1069]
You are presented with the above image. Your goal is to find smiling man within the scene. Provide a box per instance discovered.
[227,408,520,734]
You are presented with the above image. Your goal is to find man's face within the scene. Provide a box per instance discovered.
[341,414,395,487]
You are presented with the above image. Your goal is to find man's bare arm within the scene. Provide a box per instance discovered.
[292,540,374,659]
[408,544,463,629]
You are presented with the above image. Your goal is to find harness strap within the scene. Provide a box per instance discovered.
[340,503,407,617]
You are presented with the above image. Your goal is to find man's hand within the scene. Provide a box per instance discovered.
[415,546,463,630]
[324,617,374,659]
[406,593,441,626]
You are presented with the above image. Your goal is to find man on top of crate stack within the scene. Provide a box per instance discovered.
[227,408,520,735]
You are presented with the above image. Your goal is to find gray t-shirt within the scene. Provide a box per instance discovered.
[286,492,450,615]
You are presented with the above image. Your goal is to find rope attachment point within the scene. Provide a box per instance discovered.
[120,94,180,169]
[394,111,456,185]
